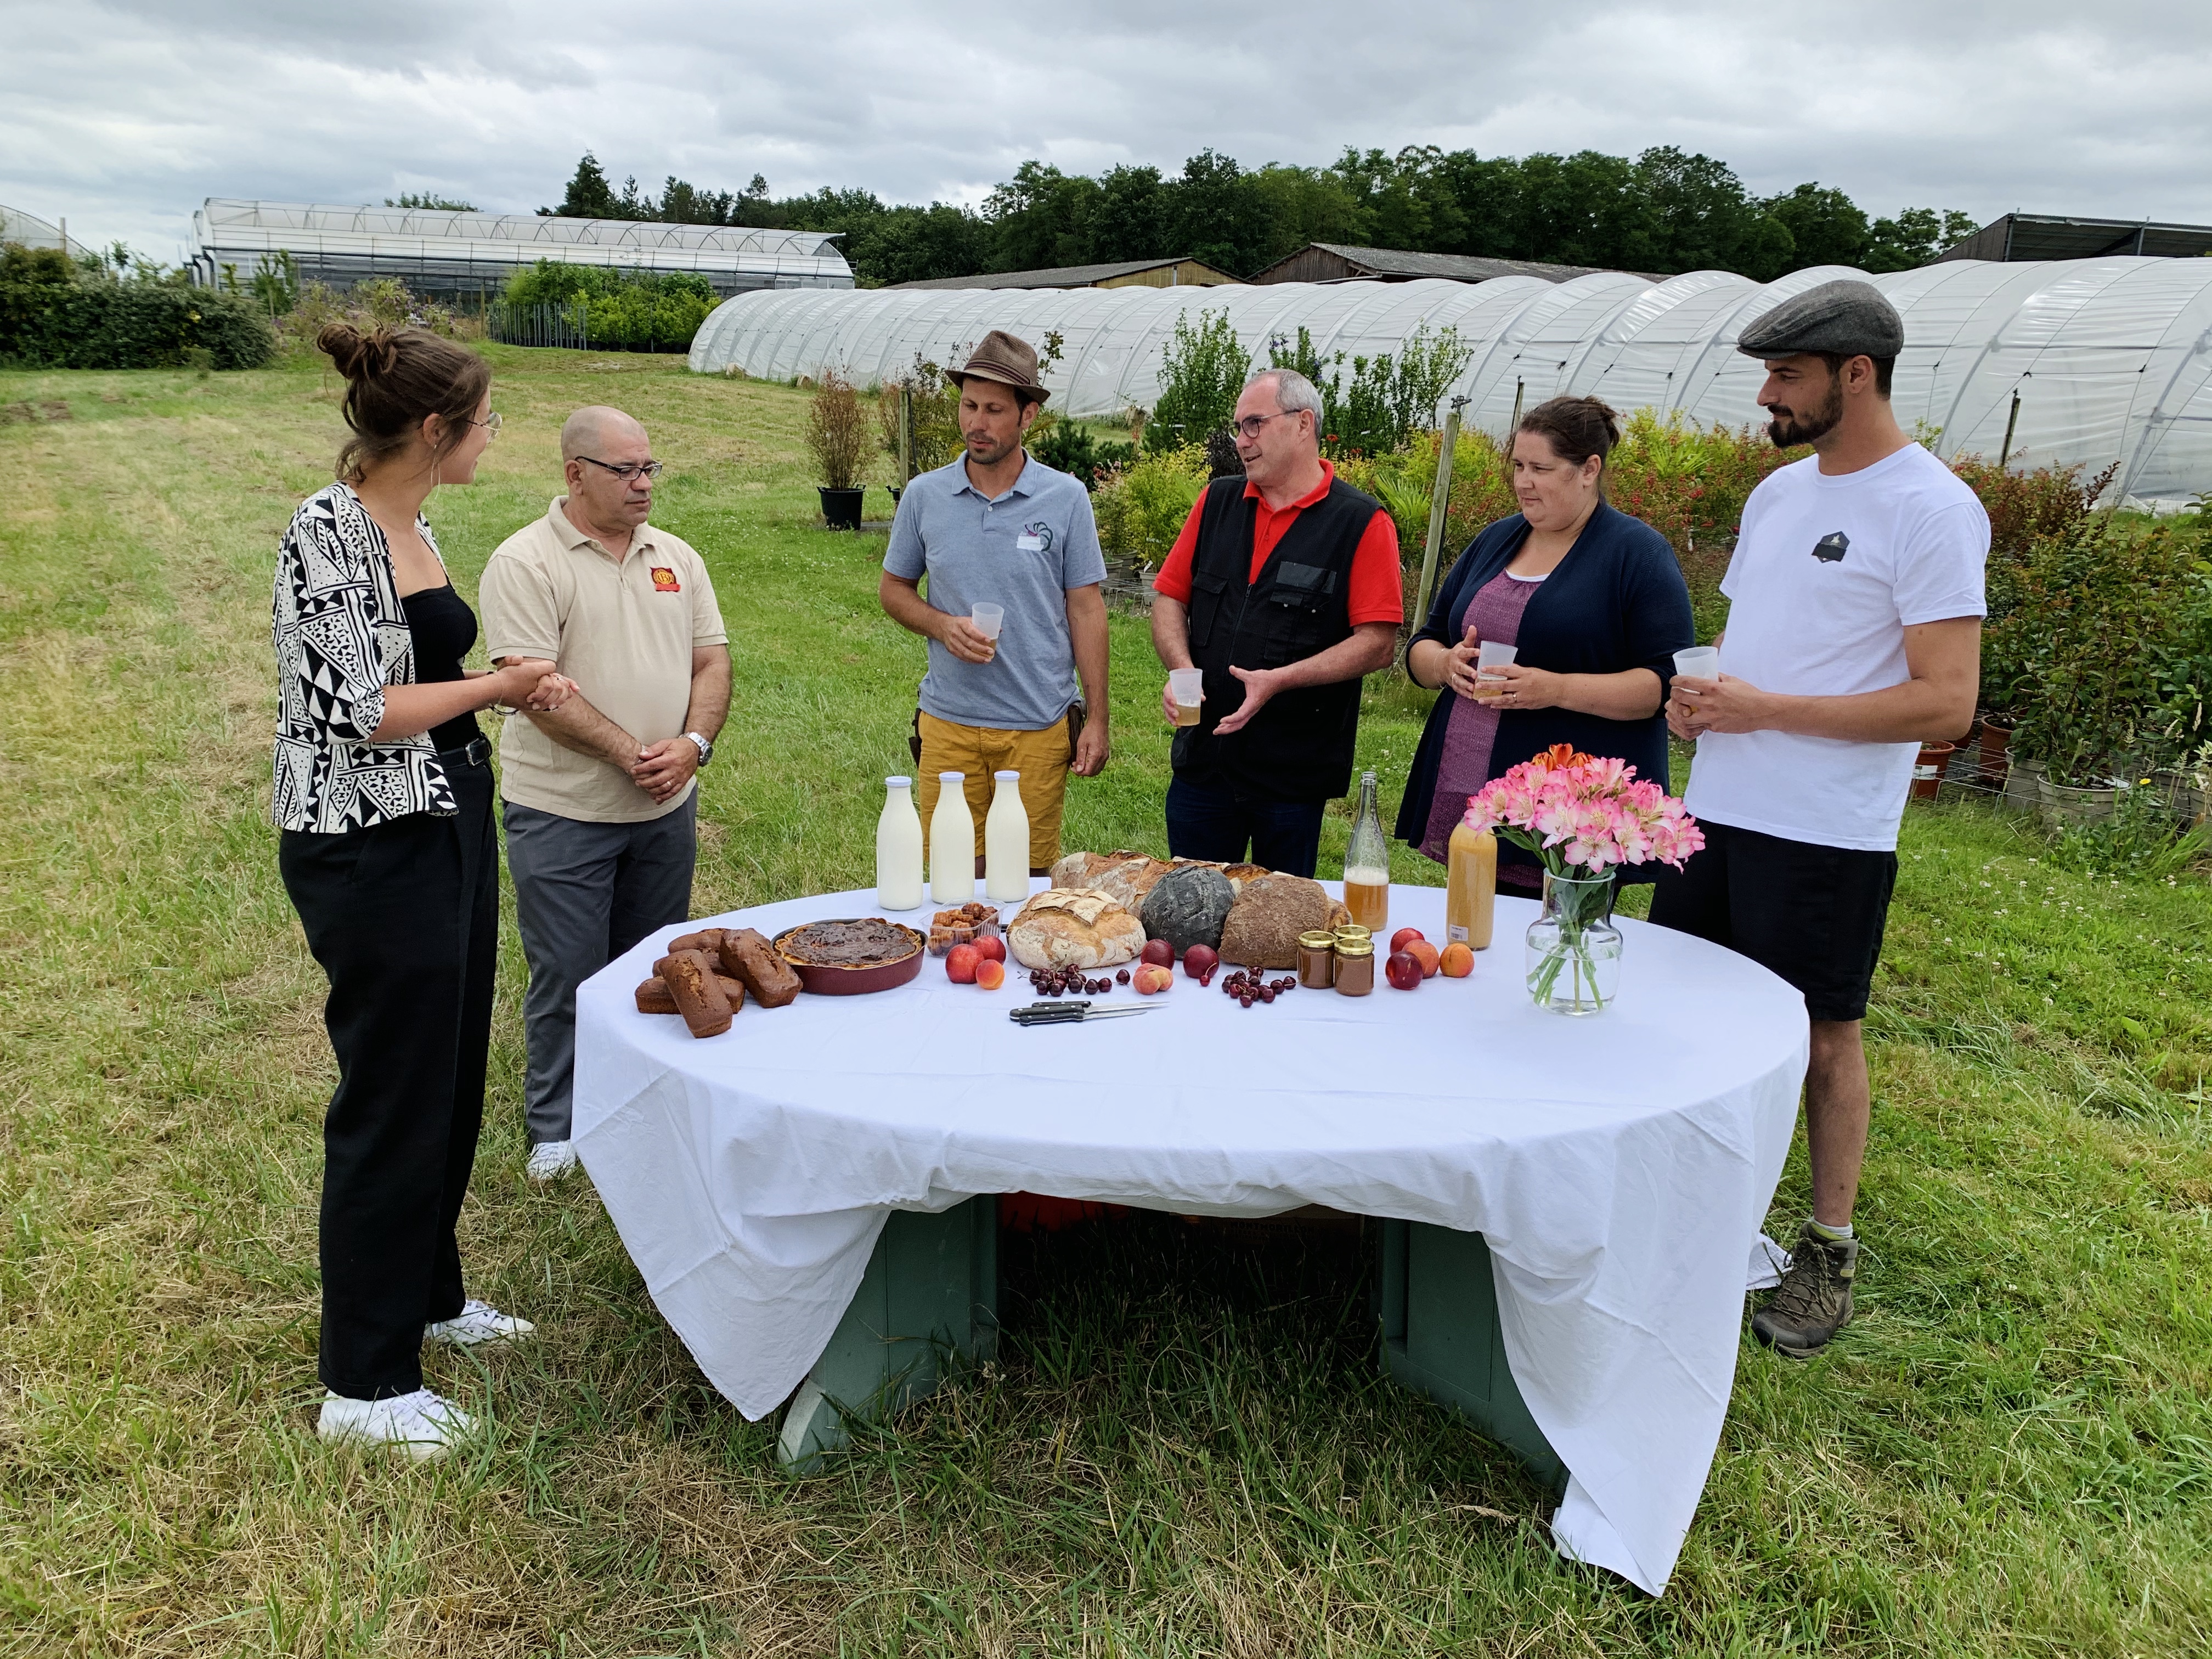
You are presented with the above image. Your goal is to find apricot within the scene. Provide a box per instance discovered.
[1438,942,1475,978]
[974,958,1005,990]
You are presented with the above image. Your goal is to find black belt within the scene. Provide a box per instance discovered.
[437,737,492,767]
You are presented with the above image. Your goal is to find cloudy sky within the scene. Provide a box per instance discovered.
[4,0,2207,259]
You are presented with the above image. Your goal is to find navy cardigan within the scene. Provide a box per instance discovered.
[1392,501,1695,884]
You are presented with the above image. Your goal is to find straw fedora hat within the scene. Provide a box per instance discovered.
[946,330,1050,405]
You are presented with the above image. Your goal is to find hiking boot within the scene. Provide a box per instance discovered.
[1751,1223,1859,1358]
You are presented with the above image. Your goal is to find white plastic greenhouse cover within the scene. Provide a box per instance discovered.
[689,261,2212,505]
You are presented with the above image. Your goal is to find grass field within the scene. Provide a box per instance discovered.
[1,347,2208,1657]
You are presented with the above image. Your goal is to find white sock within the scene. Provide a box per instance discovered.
[1807,1217,1854,1243]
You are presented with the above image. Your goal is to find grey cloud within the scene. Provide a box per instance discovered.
[4,0,2210,257]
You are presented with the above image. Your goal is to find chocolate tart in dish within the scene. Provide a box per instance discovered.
[773,917,926,995]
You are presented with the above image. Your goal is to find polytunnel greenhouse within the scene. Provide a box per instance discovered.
[689,259,2212,505]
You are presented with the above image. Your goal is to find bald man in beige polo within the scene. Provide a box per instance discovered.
[479,407,730,1180]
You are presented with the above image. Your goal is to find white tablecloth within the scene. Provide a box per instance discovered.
[574,880,1808,1595]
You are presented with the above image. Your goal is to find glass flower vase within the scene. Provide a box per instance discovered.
[1525,870,1622,1015]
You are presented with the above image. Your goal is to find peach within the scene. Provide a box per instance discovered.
[1390,927,1426,955]
[973,935,1006,964]
[1407,939,1441,979]
[945,943,980,984]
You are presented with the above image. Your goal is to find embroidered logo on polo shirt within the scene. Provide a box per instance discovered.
[1017,522,1054,554]
[1811,532,1849,564]
[651,566,681,592]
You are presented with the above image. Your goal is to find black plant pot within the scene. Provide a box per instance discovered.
[817,486,865,531]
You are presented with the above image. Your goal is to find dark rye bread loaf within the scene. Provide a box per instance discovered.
[1217,874,1351,970]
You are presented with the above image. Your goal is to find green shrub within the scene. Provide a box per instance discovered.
[496,260,716,352]
[876,352,961,477]
[1266,323,1471,458]
[1095,445,1210,566]
[1029,419,1136,487]
[1988,514,2211,785]
[0,244,275,369]
[1143,309,1248,452]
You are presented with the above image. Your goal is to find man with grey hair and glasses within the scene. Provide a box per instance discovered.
[478,405,730,1181]
[1149,368,1402,876]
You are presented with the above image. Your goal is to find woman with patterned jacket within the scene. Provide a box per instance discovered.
[273,324,568,1457]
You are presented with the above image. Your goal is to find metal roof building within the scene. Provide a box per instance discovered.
[1938,213,2212,263]
[890,256,1240,291]
[1249,242,1613,285]
[690,258,2212,507]
[186,199,854,300]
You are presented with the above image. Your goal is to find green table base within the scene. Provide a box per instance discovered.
[1376,1218,1566,1491]
[775,1201,1564,1493]
[775,1197,998,1474]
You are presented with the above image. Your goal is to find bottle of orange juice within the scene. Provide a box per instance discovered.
[1342,771,1391,935]
[1445,816,1496,949]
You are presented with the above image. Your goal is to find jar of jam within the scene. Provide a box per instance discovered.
[1296,929,1336,989]
[1331,924,1372,951]
[1331,937,1375,996]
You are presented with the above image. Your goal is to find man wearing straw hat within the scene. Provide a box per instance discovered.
[1656,279,1988,1358]
[879,330,1111,872]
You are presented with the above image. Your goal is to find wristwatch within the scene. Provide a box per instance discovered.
[685,731,714,768]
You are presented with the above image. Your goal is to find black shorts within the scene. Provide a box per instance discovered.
[1646,819,1898,1023]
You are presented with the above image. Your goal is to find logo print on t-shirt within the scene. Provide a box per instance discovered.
[651,566,681,592]
[1811,532,1849,564]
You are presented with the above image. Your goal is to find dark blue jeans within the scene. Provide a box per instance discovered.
[1164,776,1327,878]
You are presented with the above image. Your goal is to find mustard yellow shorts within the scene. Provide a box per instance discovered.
[916,708,1074,872]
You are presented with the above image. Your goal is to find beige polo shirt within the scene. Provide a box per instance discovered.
[479,499,727,823]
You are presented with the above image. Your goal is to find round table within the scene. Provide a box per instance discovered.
[574,879,1808,1595]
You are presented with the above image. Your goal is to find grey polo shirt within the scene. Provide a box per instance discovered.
[883,452,1107,731]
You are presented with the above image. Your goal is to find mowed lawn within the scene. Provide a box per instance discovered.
[1,347,2208,1658]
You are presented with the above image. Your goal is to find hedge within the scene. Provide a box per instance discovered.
[1,245,276,370]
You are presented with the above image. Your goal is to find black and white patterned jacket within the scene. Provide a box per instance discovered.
[270,483,457,833]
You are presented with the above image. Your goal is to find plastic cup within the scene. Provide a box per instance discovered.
[970,603,1004,641]
[1476,641,1519,673]
[1169,668,1204,707]
[1673,646,1721,681]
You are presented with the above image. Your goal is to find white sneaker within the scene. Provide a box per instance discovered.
[526,1139,578,1182]
[317,1388,476,1460]
[425,1299,535,1348]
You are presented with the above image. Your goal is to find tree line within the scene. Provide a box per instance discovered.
[543,146,1979,290]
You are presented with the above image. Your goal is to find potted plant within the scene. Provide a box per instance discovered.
[804,371,868,531]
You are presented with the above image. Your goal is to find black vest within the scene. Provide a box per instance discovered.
[1171,474,1377,803]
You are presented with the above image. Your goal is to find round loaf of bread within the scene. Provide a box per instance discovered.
[1008,888,1147,970]
[1139,864,1234,953]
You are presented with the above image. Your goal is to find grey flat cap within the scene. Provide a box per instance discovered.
[1737,278,1904,360]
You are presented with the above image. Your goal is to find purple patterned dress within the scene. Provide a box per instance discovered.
[1418,571,1546,887]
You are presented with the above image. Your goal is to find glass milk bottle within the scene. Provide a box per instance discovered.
[1342,770,1391,935]
[984,770,1030,904]
[876,775,925,911]
[1445,816,1497,949]
[929,771,976,905]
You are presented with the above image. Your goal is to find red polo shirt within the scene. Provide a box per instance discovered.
[1150,460,1404,625]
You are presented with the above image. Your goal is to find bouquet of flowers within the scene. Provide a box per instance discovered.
[1464,744,1705,1011]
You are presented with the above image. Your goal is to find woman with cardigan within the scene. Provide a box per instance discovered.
[1396,396,1695,890]
[274,324,571,1457]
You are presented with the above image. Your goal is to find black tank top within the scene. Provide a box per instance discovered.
[399,584,484,754]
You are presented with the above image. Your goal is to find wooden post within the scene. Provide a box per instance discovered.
[1997,389,2022,469]
[1412,398,1467,637]
[1509,377,1525,435]
[898,386,915,484]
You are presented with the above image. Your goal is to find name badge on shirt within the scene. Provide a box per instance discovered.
[1016,535,1044,552]
[1017,521,1054,555]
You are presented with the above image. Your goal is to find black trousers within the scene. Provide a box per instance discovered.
[279,752,497,1400]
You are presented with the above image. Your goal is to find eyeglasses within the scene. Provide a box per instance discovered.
[1233,409,1298,439]
[578,455,664,483]
[469,411,502,439]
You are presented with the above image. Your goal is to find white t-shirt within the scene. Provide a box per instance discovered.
[1683,444,1989,852]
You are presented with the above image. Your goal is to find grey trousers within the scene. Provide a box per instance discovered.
[504,793,697,1144]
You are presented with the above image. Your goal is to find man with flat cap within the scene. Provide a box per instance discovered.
[1654,279,1988,1357]
[881,330,1110,871]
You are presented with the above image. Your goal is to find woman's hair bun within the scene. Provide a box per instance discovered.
[317,323,400,382]
[1517,394,1623,469]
